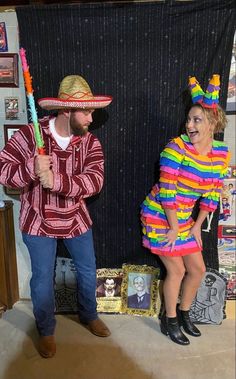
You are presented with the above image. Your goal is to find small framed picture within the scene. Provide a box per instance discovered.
[5,97,19,120]
[121,264,161,317]
[218,225,236,239]
[3,124,25,196]
[4,124,24,144]
[0,22,8,52]
[0,53,18,87]
[96,268,123,313]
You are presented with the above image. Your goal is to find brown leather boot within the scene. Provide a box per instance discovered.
[38,335,56,358]
[87,318,111,337]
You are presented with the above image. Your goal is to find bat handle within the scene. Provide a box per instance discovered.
[38,147,46,155]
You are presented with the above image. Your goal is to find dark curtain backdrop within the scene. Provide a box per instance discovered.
[16,1,235,275]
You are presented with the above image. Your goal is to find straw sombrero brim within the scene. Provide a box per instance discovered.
[38,95,113,110]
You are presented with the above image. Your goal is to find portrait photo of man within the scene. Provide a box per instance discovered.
[127,275,151,310]
[96,277,121,298]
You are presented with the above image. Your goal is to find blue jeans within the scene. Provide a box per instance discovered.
[22,229,97,336]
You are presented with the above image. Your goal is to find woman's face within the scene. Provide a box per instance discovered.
[186,106,214,147]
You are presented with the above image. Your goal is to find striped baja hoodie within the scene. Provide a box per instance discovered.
[0,116,104,238]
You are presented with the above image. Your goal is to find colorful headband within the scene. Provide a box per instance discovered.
[189,74,220,109]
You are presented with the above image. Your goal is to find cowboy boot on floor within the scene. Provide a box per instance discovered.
[85,318,111,337]
[38,335,56,358]
[160,313,190,345]
[177,305,201,337]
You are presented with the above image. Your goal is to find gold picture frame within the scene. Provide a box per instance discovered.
[121,264,161,317]
[96,268,123,313]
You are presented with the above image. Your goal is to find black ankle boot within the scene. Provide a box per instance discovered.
[160,314,190,345]
[177,307,201,337]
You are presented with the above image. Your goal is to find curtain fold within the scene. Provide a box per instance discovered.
[16,0,235,274]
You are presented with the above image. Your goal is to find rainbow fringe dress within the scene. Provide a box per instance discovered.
[140,134,230,257]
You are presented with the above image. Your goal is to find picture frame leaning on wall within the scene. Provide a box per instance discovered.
[121,264,161,317]
[3,124,25,195]
[96,268,123,313]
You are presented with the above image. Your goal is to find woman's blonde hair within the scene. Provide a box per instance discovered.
[190,104,227,133]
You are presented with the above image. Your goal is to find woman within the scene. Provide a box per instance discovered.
[140,75,230,345]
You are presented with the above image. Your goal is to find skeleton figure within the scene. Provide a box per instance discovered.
[204,274,217,301]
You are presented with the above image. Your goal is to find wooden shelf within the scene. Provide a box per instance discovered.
[0,201,19,315]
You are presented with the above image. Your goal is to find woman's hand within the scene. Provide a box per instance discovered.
[164,228,179,251]
[188,224,202,248]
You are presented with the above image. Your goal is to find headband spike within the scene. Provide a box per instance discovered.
[188,74,220,109]
[188,76,205,104]
[203,74,220,108]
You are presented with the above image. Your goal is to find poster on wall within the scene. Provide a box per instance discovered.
[226,32,236,113]
[218,237,236,300]
[218,166,236,300]
[0,22,8,52]
[5,97,19,120]
[219,166,236,226]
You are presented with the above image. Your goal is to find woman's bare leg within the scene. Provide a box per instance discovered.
[159,256,186,317]
[180,252,206,310]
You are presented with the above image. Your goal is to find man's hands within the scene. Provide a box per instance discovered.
[35,155,54,189]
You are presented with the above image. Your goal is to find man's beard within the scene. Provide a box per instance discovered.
[70,113,88,136]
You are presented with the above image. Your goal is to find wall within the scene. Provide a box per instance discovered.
[0,10,30,298]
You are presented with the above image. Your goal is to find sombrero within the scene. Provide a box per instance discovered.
[38,75,113,110]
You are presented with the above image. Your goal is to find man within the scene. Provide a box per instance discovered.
[127,275,150,309]
[0,75,112,358]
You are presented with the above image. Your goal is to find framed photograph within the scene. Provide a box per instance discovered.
[0,22,8,52]
[218,225,236,239]
[226,32,236,114]
[121,264,161,317]
[5,97,19,120]
[3,124,25,196]
[0,53,18,87]
[96,268,123,313]
[4,124,24,144]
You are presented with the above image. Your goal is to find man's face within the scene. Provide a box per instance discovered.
[104,279,116,291]
[133,277,145,291]
[70,109,94,136]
